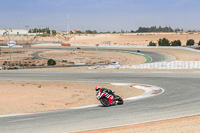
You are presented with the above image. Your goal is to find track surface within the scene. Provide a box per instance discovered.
[31,47,176,63]
[0,49,195,133]
[0,72,200,133]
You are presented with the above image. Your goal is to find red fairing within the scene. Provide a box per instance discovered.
[96,90,114,103]
[108,95,114,104]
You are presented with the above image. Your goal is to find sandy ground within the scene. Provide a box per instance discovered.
[79,115,200,133]
[1,32,200,46]
[68,33,200,46]
[136,48,200,61]
[0,35,66,45]
[0,48,146,66]
[39,49,146,65]
[0,80,143,115]
[2,48,200,73]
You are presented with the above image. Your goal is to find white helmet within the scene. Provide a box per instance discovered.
[95,86,101,91]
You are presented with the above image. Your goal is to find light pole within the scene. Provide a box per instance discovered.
[4,29,10,41]
[96,44,99,64]
[5,29,12,66]
[7,41,16,67]
[25,26,29,44]
[186,32,188,45]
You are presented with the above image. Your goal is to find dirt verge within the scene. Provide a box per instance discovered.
[0,81,143,115]
[78,115,200,133]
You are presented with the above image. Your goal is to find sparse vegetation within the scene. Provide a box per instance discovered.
[62,60,68,62]
[136,26,176,33]
[47,59,56,66]
[171,40,181,46]
[148,41,157,46]
[186,39,195,46]
[158,38,170,46]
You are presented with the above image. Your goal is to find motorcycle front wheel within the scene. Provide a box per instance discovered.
[100,97,111,107]
[115,95,124,105]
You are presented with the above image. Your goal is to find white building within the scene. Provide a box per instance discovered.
[0,29,28,36]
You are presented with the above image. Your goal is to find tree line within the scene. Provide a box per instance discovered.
[133,26,183,33]
[28,26,195,35]
[148,38,200,46]
[71,26,183,34]
[29,27,56,36]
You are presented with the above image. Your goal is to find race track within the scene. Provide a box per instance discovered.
[0,72,200,133]
[31,47,176,63]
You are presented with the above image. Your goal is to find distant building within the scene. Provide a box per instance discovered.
[72,30,77,34]
[0,29,28,36]
[56,31,67,35]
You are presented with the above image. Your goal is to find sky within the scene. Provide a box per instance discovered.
[0,0,200,32]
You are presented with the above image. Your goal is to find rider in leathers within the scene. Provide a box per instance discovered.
[95,86,115,95]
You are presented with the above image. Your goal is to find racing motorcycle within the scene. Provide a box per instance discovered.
[96,89,123,107]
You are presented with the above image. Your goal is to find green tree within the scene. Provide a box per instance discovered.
[158,38,170,46]
[69,31,73,34]
[46,27,51,34]
[186,39,195,46]
[33,28,38,33]
[47,59,56,66]
[198,41,200,45]
[52,30,57,36]
[85,30,92,34]
[92,30,97,34]
[148,41,157,46]
[136,26,174,33]
[171,40,181,46]
[76,31,82,34]
[38,28,42,33]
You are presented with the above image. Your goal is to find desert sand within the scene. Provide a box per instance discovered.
[1,32,200,46]
[69,33,200,46]
[80,115,200,133]
[0,81,143,115]
[0,48,146,66]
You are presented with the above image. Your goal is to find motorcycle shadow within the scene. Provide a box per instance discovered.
[97,104,122,108]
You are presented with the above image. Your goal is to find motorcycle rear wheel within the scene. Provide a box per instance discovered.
[100,97,111,107]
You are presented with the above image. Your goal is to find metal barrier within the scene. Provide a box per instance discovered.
[94,61,200,69]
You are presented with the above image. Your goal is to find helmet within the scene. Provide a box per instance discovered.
[95,86,101,91]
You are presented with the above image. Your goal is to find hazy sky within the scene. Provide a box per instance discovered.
[0,0,199,31]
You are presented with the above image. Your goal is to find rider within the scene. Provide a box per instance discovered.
[95,86,115,95]
[95,86,118,105]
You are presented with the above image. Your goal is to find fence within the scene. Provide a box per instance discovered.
[0,40,63,45]
[92,61,200,69]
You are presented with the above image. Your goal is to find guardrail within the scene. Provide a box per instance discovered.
[91,61,200,69]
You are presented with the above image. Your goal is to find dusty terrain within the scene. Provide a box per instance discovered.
[2,48,200,73]
[69,33,200,46]
[39,49,146,65]
[0,81,143,115]
[80,115,200,133]
[1,32,200,46]
[0,35,66,45]
[0,48,146,66]
[137,48,200,61]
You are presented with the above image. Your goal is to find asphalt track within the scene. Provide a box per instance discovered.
[0,49,199,133]
[0,72,200,133]
[30,47,176,63]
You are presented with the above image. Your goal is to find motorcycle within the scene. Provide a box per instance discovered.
[96,89,123,107]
